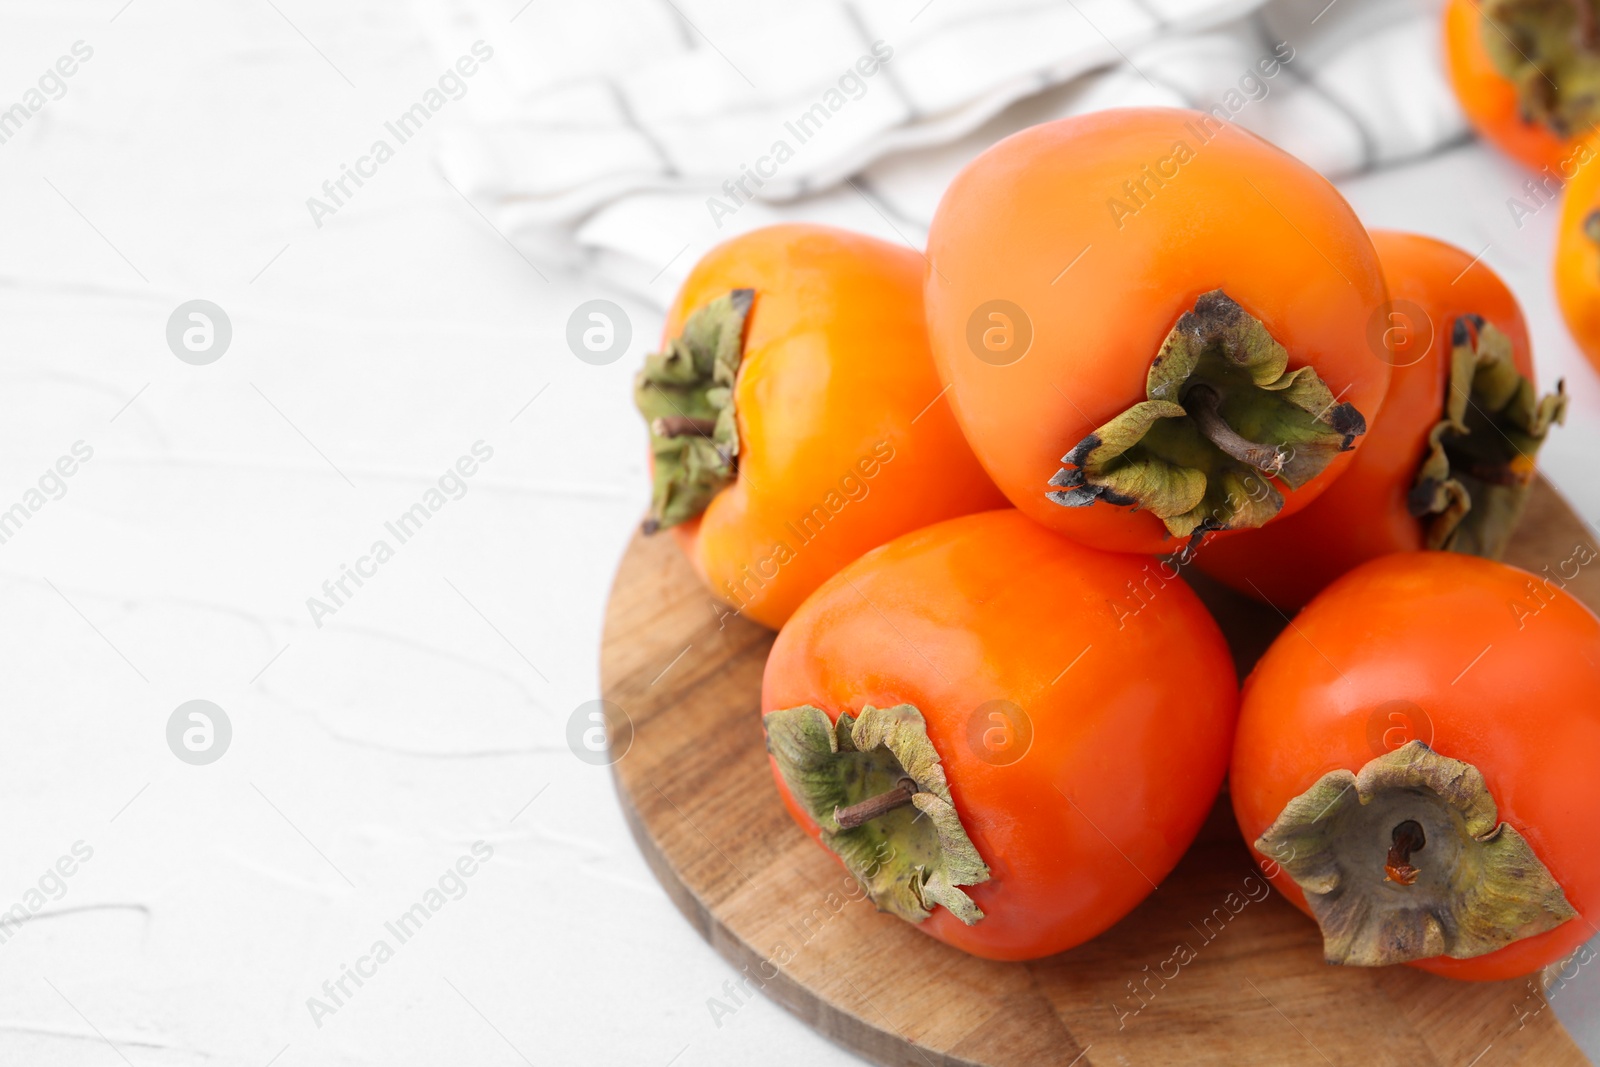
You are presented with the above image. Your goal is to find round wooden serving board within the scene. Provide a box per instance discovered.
[599,480,1600,1067]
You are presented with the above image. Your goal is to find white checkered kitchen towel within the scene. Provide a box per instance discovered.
[415,0,1466,303]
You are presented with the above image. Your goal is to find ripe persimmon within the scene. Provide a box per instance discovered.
[923,109,1390,556]
[1444,0,1600,171]
[1199,231,1565,610]
[636,224,1004,629]
[1232,553,1600,980]
[1556,140,1600,370]
[761,510,1239,961]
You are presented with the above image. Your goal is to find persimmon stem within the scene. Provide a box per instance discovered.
[1257,743,1576,966]
[1186,385,1287,475]
[1385,819,1426,886]
[651,415,718,438]
[834,777,918,829]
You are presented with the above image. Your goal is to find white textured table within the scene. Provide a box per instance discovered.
[0,3,1595,1065]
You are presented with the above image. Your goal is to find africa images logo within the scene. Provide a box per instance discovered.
[305,842,495,1028]
[705,41,894,228]
[0,41,93,149]
[305,42,494,228]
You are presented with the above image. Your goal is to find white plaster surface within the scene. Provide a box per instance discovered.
[0,2,1594,1065]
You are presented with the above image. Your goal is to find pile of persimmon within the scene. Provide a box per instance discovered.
[629,107,1593,975]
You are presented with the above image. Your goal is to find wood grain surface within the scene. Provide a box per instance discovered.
[599,480,1600,1067]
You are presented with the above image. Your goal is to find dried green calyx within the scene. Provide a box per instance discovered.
[1048,290,1366,543]
[634,289,754,533]
[1257,741,1575,967]
[1481,0,1600,140]
[764,703,990,925]
[1409,316,1566,556]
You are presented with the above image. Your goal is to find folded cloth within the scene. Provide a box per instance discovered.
[418,0,1466,305]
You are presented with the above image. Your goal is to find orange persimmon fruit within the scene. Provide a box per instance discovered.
[1232,552,1600,981]
[1444,0,1600,172]
[1199,231,1565,610]
[923,108,1391,556]
[635,223,1004,630]
[761,509,1239,961]
[1556,140,1600,370]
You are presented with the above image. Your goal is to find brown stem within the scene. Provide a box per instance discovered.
[1186,385,1287,474]
[834,778,918,830]
[1385,819,1426,886]
[652,415,718,438]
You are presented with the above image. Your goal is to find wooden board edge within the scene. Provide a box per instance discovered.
[606,760,982,1067]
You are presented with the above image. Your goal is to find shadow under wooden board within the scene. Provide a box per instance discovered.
[598,478,1600,1067]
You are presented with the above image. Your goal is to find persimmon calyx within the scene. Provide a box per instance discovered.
[764,703,990,926]
[1408,316,1566,556]
[1481,0,1600,141]
[1047,289,1366,541]
[634,288,754,533]
[1256,740,1576,967]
